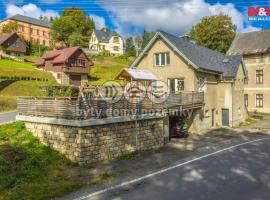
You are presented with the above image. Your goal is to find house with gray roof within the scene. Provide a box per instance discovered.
[227,29,270,113]
[89,28,123,56]
[127,31,248,133]
[0,14,51,46]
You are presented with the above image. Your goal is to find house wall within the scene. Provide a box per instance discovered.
[89,32,124,56]
[134,36,247,132]
[0,19,51,46]
[243,53,270,113]
[136,37,196,91]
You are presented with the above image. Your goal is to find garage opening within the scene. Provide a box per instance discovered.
[69,74,81,86]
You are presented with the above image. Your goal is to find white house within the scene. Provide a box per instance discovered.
[89,28,124,56]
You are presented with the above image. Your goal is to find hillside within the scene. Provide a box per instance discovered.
[0,56,131,112]
[0,59,56,112]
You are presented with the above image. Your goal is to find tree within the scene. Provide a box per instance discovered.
[189,14,237,54]
[125,37,136,57]
[142,30,155,49]
[1,21,19,34]
[51,7,95,47]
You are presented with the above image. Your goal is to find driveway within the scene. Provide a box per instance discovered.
[0,111,18,125]
[59,126,270,200]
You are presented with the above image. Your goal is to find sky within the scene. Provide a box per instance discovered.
[0,0,270,37]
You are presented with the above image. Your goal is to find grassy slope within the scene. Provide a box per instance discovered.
[0,59,56,112]
[90,57,131,85]
[0,122,121,200]
[0,57,131,111]
[0,122,83,200]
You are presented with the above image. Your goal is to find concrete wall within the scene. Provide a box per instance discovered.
[244,53,270,113]
[24,117,165,165]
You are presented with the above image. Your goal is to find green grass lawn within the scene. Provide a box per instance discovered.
[0,122,121,200]
[0,60,36,70]
[0,122,84,200]
[89,64,125,85]
[0,59,56,112]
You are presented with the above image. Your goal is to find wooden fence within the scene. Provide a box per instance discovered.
[17,92,204,119]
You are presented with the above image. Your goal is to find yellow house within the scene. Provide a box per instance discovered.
[227,29,270,113]
[129,31,248,133]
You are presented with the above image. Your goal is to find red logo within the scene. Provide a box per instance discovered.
[248,7,270,16]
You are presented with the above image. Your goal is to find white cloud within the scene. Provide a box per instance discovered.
[6,3,59,19]
[89,14,106,30]
[97,0,253,36]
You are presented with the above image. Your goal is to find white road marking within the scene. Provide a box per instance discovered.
[75,137,270,200]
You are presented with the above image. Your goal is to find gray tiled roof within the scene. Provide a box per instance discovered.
[227,29,270,55]
[7,14,51,28]
[94,29,120,43]
[160,31,244,78]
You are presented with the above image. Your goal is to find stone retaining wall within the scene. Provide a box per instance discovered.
[24,117,165,165]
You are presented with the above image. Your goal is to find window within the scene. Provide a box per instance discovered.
[113,37,119,43]
[43,40,46,46]
[57,73,61,79]
[19,25,24,32]
[256,70,263,84]
[198,77,207,92]
[71,59,86,67]
[154,52,170,66]
[256,94,263,108]
[29,28,33,34]
[37,29,39,35]
[177,79,184,91]
[113,46,119,51]
[244,94,248,107]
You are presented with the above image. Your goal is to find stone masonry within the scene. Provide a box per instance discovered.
[24,117,165,165]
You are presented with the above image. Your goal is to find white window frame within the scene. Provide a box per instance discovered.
[154,52,170,67]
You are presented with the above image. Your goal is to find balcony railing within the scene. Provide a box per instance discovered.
[17,91,204,120]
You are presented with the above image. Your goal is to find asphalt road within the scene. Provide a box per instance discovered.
[81,138,270,200]
[0,111,17,125]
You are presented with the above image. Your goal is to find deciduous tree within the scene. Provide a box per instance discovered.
[189,14,236,54]
[51,7,95,47]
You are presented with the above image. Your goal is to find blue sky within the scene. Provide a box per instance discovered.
[0,0,269,36]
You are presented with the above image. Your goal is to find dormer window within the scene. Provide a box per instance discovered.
[154,52,170,67]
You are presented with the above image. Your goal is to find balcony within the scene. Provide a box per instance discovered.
[62,66,90,74]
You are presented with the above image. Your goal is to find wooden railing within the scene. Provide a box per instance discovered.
[17,91,204,119]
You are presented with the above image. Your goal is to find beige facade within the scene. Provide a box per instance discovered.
[243,53,270,113]
[0,19,51,46]
[134,36,248,132]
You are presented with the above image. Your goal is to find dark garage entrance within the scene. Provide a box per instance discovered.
[222,109,229,126]
[69,74,81,86]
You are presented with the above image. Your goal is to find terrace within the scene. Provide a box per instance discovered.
[17,90,204,120]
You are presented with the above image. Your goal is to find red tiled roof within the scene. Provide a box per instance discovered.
[35,46,92,66]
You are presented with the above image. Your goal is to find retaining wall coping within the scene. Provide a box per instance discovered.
[16,115,165,127]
